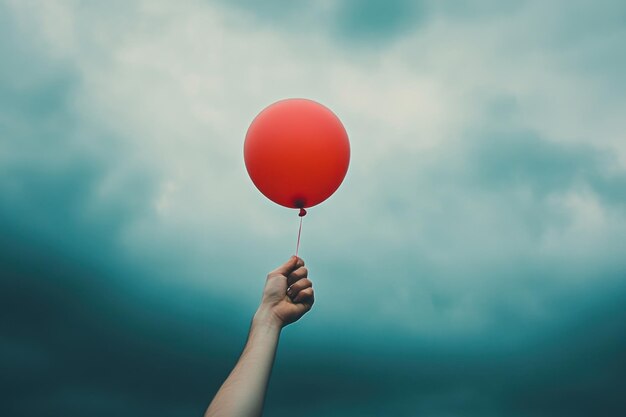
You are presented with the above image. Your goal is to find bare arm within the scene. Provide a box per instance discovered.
[204,256,314,417]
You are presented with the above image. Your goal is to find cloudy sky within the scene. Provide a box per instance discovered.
[1,0,625,416]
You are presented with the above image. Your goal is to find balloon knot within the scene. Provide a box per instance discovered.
[298,208,307,217]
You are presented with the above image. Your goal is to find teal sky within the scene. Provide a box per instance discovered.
[1,1,625,416]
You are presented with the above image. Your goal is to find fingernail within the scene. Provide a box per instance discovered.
[287,287,293,296]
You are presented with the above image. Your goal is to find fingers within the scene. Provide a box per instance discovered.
[293,287,314,305]
[287,278,312,299]
[269,256,305,277]
[287,266,308,286]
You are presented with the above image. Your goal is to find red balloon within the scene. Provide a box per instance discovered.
[244,98,350,210]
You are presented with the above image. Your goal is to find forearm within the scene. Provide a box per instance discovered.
[205,309,281,417]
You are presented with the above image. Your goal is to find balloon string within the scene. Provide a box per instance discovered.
[295,208,306,257]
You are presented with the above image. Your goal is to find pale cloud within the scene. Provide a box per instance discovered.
[3,0,625,342]
[3,2,626,416]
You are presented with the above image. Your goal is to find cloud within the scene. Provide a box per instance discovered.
[333,0,424,40]
[1,0,626,415]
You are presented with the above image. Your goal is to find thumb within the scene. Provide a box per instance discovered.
[270,256,304,276]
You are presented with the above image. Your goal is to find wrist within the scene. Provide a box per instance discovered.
[252,306,283,332]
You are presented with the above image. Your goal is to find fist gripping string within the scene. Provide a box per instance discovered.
[295,208,307,257]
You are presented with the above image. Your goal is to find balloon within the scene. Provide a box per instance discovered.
[244,98,350,210]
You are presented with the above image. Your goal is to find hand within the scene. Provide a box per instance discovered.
[254,256,315,329]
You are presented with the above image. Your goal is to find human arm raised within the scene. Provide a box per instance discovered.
[204,256,314,417]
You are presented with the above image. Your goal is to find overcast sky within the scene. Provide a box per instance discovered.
[1,1,625,416]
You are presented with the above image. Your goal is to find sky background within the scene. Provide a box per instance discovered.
[1,0,625,416]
